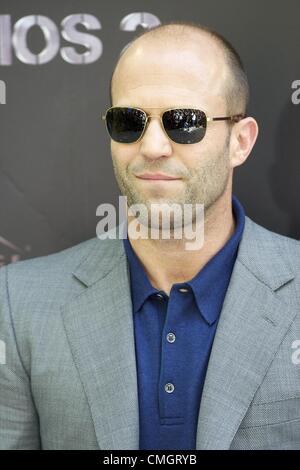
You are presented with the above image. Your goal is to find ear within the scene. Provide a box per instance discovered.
[230,117,259,168]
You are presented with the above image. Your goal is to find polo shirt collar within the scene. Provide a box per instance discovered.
[123,194,245,321]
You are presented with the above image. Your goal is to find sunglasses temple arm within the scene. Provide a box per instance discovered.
[208,114,245,123]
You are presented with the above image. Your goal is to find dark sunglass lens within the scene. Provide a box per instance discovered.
[162,109,207,144]
[105,107,146,143]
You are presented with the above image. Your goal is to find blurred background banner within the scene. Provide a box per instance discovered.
[0,0,299,265]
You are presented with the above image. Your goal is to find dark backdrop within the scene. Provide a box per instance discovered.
[0,0,299,265]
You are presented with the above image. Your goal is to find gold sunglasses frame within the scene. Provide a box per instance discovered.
[101,106,245,144]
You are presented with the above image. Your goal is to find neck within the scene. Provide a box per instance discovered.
[126,192,235,296]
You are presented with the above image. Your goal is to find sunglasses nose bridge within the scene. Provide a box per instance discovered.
[143,113,163,129]
[142,114,169,141]
[147,113,162,119]
[140,113,170,149]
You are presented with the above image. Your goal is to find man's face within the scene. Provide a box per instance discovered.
[110,36,234,228]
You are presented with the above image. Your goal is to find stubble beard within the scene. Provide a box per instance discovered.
[111,138,231,233]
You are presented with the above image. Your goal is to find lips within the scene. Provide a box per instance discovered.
[135,173,181,180]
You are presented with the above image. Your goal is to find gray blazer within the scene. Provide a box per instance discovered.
[0,215,300,450]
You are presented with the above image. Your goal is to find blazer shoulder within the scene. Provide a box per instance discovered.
[244,215,300,272]
[0,236,98,278]
[0,237,102,306]
[0,232,125,304]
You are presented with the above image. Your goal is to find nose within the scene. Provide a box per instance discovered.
[139,116,173,160]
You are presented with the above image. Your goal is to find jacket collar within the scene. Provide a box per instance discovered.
[65,216,296,450]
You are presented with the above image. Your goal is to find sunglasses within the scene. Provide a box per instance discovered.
[101,106,245,145]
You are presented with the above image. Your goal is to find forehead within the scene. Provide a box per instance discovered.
[112,37,228,110]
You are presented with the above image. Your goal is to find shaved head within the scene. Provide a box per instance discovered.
[107,20,258,240]
[110,21,249,115]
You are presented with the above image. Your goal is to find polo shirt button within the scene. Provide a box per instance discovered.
[178,287,189,293]
[164,383,175,393]
[156,293,164,299]
[166,332,176,343]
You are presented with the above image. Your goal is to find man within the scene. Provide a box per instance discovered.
[0,21,299,450]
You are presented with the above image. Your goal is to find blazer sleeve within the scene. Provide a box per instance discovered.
[0,265,40,449]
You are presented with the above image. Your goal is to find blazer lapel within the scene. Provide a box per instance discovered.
[61,232,139,450]
[60,217,297,450]
[196,216,297,449]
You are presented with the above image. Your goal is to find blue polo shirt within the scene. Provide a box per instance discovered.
[123,195,245,450]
